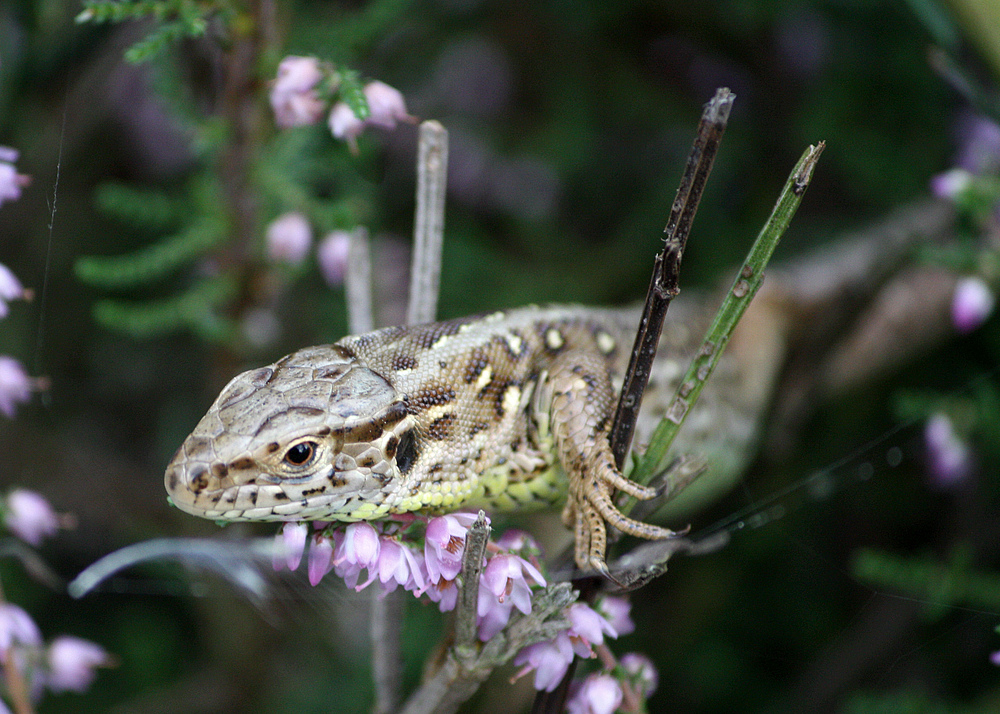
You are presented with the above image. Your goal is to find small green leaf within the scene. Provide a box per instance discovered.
[338,70,370,121]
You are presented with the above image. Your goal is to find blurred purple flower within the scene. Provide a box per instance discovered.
[270,56,326,128]
[925,413,972,487]
[0,264,28,319]
[424,513,479,583]
[0,356,33,418]
[952,277,994,333]
[513,601,621,692]
[329,101,365,148]
[308,532,335,586]
[991,650,1000,666]
[512,631,576,692]
[494,529,538,553]
[329,81,414,151]
[953,113,1000,175]
[596,596,634,636]
[0,603,41,659]
[4,489,60,546]
[476,591,515,642]
[46,636,111,693]
[566,602,617,657]
[565,673,623,714]
[620,652,658,697]
[333,522,381,589]
[272,521,308,572]
[317,231,351,287]
[930,168,972,201]
[362,81,415,130]
[0,148,30,207]
[265,212,313,265]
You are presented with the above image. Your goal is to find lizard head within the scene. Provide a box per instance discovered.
[164,345,418,522]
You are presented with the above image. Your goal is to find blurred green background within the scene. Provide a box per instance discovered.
[2,0,1000,712]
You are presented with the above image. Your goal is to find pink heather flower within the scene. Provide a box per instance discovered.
[4,489,60,546]
[930,168,972,201]
[476,589,516,642]
[481,554,546,610]
[317,231,351,287]
[329,101,366,147]
[424,513,479,583]
[954,113,1000,174]
[620,652,659,697]
[566,673,624,714]
[596,596,634,636]
[0,356,33,418]
[362,81,414,130]
[0,149,30,207]
[495,529,541,555]
[952,277,994,334]
[265,212,313,265]
[46,636,110,693]
[0,603,42,659]
[272,521,308,572]
[925,413,972,487]
[512,632,576,692]
[270,56,326,128]
[334,522,381,589]
[375,537,426,594]
[328,81,414,150]
[566,603,617,657]
[0,263,27,319]
[477,554,546,640]
[307,532,335,586]
[423,576,459,612]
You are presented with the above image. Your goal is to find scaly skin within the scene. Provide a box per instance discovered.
[165,298,788,574]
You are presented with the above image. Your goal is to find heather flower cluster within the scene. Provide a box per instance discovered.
[273,514,660,707]
[0,147,30,208]
[0,147,44,419]
[0,603,113,703]
[262,212,352,288]
[273,514,546,640]
[0,491,112,708]
[269,56,415,152]
[263,57,414,289]
[929,114,1000,335]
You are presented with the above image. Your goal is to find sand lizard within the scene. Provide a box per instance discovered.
[164,291,792,576]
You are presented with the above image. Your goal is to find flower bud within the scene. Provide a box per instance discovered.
[265,212,313,265]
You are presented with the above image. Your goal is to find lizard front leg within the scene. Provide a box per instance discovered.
[548,350,680,576]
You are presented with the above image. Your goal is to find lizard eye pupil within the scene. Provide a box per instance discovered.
[284,442,316,466]
[395,431,417,474]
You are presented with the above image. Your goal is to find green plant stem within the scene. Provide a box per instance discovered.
[626,142,825,498]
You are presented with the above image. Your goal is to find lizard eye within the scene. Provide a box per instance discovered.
[283,441,317,467]
[395,430,417,474]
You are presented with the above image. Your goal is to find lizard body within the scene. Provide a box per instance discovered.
[165,297,788,573]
